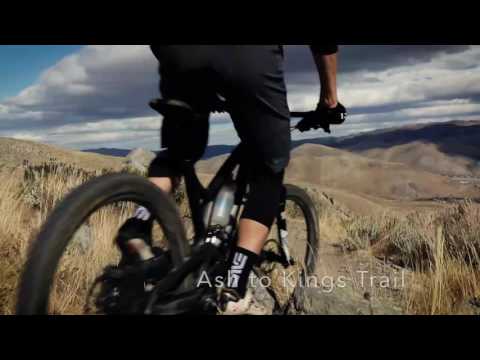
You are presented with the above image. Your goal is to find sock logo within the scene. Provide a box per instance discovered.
[135,207,151,221]
[228,252,247,289]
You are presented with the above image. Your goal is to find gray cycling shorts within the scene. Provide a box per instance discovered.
[150,45,291,174]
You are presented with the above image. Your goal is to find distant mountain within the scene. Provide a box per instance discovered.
[336,120,480,152]
[83,148,131,157]
[83,144,239,159]
[287,143,479,201]
[334,120,480,177]
[203,145,235,159]
[83,139,336,160]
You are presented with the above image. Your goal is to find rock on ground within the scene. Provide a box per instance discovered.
[251,277,403,315]
[458,298,480,315]
[125,148,156,175]
[301,286,403,315]
[71,224,93,254]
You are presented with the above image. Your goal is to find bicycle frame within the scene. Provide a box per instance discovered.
[179,142,249,245]
[140,143,254,314]
[143,142,292,314]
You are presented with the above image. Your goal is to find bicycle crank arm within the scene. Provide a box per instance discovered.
[104,253,173,281]
[260,250,291,268]
[150,288,213,315]
[144,243,220,314]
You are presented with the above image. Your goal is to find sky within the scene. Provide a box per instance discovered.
[0,45,83,100]
[1,45,479,150]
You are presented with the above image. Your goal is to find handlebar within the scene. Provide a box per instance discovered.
[290,105,347,134]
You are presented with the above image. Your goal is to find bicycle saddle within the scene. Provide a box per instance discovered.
[149,99,194,118]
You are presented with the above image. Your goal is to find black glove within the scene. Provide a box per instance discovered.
[297,103,347,133]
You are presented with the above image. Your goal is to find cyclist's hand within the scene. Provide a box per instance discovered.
[296,102,347,133]
[323,102,347,125]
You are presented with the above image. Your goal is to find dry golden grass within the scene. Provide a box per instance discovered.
[338,202,480,314]
[0,162,129,314]
[48,205,131,314]
[0,171,31,314]
[405,223,480,315]
[22,162,109,224]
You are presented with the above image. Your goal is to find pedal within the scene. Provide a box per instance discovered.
[200,293,219,314]
[150,288,212,315]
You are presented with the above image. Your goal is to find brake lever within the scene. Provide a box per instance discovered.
[319,122,331,134]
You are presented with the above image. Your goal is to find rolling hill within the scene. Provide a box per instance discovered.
[335,120,480,177]
[286,144,478,200]
[0,137,123,171]
[197,143,479,204]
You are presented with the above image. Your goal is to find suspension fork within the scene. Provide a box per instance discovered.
[277,186,293,265]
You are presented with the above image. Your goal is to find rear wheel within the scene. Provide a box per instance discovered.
[16,173,191,315]
[259,184,319,314]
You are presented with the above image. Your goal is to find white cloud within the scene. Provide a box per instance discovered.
[52,116,161,134]
[46,116,163,149]
[339,46,480,109]
[2,45,158,125]
[399,100,480,118]
[10,133,45,142]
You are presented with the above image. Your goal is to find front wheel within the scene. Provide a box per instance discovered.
[16,173,191,315]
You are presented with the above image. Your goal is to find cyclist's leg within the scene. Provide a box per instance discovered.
[116,46,211,261]
[239,159,286,254]
[148,114,210,189]
[218,46,291,303]
[149,45,212,194]
[116,119,209,262]
[227,45,290,248]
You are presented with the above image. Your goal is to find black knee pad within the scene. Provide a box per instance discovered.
[148,150,183,178]
[149,112,209,178]
[241,162,285,229]
[161,115,209,162]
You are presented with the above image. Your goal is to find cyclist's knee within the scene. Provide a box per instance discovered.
[161,115,209,162]
[264,155,290,175]
[148,151,183,191]
[242,163,285,229]
[148,150,182,178]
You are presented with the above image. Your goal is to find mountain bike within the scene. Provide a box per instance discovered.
[17,98,345,315]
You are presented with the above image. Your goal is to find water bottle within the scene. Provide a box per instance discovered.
[204,181,237,228]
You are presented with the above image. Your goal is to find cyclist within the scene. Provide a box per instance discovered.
[115,45,346,315]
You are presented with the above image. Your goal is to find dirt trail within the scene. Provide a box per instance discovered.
[262,206,405,314]
[317,233,405,301]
